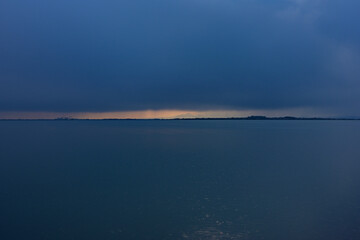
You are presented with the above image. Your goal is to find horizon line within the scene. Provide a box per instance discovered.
[1,116,360,121]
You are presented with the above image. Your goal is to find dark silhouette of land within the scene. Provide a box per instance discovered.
[1,116,359,121]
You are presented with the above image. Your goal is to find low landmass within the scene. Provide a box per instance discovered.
[1,116,360,121]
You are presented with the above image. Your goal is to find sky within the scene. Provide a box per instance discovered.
[0,0,359,118]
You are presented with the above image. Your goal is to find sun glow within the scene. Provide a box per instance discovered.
[0,108,325,120]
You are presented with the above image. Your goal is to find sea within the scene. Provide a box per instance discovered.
[1,120,360,240]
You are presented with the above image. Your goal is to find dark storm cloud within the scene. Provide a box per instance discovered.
[0,0,359,114]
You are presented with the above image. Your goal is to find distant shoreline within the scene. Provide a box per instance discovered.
[1,116,360,121]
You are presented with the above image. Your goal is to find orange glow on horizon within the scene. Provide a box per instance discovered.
[0,108,325,119]
[75,110,200,119]
[0,110,199,119]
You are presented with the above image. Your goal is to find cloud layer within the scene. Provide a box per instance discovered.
[0,0,359,116]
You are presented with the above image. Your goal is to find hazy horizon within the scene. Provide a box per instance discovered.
[1,109,358,120]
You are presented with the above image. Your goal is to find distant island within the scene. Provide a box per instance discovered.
[1,116,360,121]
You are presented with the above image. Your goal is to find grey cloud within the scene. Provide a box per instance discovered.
[0,0,359,115]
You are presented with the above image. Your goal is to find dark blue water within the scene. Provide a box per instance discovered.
[1,120,360,240]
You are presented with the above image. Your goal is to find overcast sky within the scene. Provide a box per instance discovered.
[0,0,359,117]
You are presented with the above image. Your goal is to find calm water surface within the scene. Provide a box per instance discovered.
[1,120,360,240]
